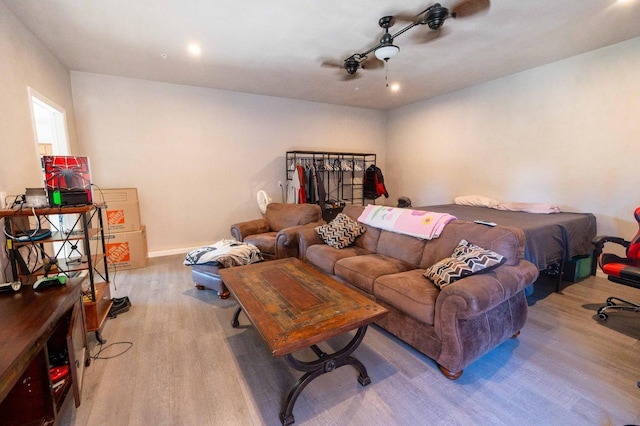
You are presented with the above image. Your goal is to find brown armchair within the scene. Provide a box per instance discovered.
[230,203,324,260]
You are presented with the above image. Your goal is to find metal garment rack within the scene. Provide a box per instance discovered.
[285,150,376,207]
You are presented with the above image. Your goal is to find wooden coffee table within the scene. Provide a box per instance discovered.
[218,257,388,425]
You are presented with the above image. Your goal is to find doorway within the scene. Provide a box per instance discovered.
[28,89,78,256]
[29,88,70,156]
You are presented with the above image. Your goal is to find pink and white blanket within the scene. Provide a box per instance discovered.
[357,205,456,240]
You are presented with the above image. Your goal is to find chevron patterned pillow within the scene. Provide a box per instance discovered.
[424,239,505,289]
[315,213,366,249]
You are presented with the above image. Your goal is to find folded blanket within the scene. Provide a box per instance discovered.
[495,202,560,214]
[357,205,456,240]
[184,239,263,267]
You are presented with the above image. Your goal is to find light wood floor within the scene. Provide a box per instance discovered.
[60,255,640,426]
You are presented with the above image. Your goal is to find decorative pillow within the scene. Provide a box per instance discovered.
[423,239,505,289]
[315,213,366,249]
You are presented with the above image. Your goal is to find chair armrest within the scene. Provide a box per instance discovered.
[592,235,629,250]
[296,226,325,261]
[275,221,325,258]
[435,261,539,322]
[591,235,630,274]
[230,218,269,241]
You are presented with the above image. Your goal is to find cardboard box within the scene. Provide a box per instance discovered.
[92,188,141,233]
[99,226,148,271]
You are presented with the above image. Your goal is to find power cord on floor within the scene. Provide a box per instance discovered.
[90,340,134,361]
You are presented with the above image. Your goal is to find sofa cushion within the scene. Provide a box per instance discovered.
[424,239,505,289]
[334,254,416,294]
[376,230,426,266]
[265,203,322,232]
[242,232,277,257]
[419,221,523,268]
[305,244,370,276]
[342,205,380,252]
[374,269,440,326]
[315,213,366,249]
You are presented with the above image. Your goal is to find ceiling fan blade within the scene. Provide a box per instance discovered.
[322,58,365,81]
[340,72,362,81]
[450,0,490,18]
[395,2,437,24]
[360,57,384,70]
[321,59,344,69]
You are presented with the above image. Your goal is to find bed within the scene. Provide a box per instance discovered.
[415,204,597,287]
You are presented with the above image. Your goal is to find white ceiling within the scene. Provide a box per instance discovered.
[5,0,640,110]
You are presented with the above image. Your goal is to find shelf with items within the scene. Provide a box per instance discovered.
[285,151,377,212]
[0,279,88,423]
[0,204,111,337]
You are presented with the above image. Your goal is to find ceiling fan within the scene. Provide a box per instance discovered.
[324,0,490,79]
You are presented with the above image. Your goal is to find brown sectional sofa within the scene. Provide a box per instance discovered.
[297,204,539,379]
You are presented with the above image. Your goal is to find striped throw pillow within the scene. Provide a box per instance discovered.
[315,213,366,249]
[424,239,505,289]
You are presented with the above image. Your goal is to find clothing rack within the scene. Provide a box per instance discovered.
[285,151,377,213]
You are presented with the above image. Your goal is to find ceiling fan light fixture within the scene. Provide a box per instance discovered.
[375,44,400,61]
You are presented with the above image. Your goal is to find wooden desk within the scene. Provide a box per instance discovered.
[219,258,388,425]
[0,279,88,425]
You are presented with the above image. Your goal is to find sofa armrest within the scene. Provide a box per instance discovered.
[296,226,325,261]
[435,260,539,322]
[432,260,538,376]
[276,221,325,258]
[230,218,270,241]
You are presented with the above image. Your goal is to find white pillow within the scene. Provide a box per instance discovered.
[454,195,501,208]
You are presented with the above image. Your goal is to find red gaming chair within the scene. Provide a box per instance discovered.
[592,207,640,320]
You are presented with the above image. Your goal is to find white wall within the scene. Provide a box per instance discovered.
[0,2,78,194]
[386,36,640,238]
[71,73,386,255]
[0,2,78,282]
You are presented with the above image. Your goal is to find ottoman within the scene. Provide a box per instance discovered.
[184,239,263,299]
[191,263,230,299]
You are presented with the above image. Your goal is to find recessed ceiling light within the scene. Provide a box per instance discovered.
[187,43,202,57]
[390,83,400,92]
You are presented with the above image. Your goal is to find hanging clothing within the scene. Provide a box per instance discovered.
[287,168,301,203]
[307,165,317,204]
[296,165,307,204]
[364,165,389,199]
[316,168,326,207]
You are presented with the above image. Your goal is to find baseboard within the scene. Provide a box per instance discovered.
[148,245,204,258]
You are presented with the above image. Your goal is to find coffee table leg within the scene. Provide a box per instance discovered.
[279,325,370,425]
[231,306,242,328]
